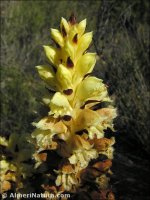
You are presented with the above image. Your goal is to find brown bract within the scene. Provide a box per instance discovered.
[91,137,115,151]
[92,159,112,172]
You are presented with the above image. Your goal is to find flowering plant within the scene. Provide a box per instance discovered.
[0,15,117,200]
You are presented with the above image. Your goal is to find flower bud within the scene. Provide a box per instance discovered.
[51,28,64,47]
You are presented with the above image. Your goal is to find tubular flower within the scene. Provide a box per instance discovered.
[31,15,117,199]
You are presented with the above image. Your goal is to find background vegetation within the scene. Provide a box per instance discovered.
[1,0,149,199]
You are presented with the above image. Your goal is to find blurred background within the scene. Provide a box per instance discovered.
[0,0,149,199]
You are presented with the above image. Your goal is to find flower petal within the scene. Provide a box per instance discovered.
[53,121,67,134]
[76,32,93,58]
[96,107,117,124]
[74,109,100,132]
[74,76,109,108]
[73,53,96,84]
[77,19,86,36]
[60,17,70,36]
[49,92,72,117]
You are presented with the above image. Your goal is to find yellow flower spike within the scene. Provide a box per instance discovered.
[60,17,70,37]
[36,65,57,89]
[43,45,58,67]
[76,31,93,58]
[77,19,87,36]
[56,64,73,91]
[73,53,96,84]
[49,92,72,117]
[32,16,117,198]
[50,28,64,47]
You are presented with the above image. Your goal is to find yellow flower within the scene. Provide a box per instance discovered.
[32,116,69,150]
[36,65,57,90]
[33,16,117,197]
[38,17,93,95]
[49,92,72,117]
[60,17,70,36]
[72,53,96,85]
[69,148,98,168]
[32,129,57,151]
[76,32,93,59]
[51,28,64,47]
[73,76,111,108]
[56,64,73,91]
[73,107,117,140]
[68,135,98,168]
[47,77,112,118]
[43,45,59,67]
